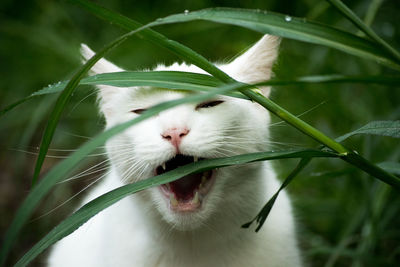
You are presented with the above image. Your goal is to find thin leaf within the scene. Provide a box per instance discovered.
[4,73,399,117]
[326,0,400,63]
[72,0,234,83]
[14,150,336,267]
[30,27,149,186]
[336,121,400,142]
[343,152,400,190]
[378,162,400,176]
[152,8,400,70]
[0,71,226,117]
[242,157,311,231]
[363,0,384,27]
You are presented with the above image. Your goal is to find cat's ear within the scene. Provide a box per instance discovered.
[80,44,123,74]
[222,35,280,97]
[80,44,124,118]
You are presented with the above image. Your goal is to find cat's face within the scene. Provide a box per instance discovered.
[81,35,279,230]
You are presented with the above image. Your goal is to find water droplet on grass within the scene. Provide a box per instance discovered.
[285,16,292,22]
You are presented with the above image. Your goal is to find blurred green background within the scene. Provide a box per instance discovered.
[1,0,399,266]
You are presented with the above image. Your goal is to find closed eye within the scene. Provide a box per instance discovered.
[195,100,224,110]
[130,108,147,114]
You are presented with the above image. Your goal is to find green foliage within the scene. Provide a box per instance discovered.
[336,120,400,142]
[0,0,399,266]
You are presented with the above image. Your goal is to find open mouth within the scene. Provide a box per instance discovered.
[156,155,215,212]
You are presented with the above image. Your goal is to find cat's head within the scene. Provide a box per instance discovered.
[81,35,279,230]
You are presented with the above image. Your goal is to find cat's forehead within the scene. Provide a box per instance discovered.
[128,87,189,107]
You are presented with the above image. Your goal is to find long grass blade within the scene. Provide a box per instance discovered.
[72,0,233,83]
[343,152,400,190]
[30,27,151,187]
[14,150,336,267]
[326,0,400,63]
[3,73,399,117]
[377,162,400,176]
[151,8,400,70]
[336,120,400,142]
[242,157,312,231]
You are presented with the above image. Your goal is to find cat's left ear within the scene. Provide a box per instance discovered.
[221,35,280,97]
[80,44,125,119]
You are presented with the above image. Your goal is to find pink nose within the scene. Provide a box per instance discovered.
[161,128,189,149]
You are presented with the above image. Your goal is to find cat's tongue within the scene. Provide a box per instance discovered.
[169,173,202,200]
[156,155,214,212]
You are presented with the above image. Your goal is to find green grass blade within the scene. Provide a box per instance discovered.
[0,97,35,117]
[151,7,400,70]
[363,0,384,27]
[343,152,400,190]
[336,121,400,142]
[242,85,400,190]
[4,73,399,116]
[377,162,400,176]
[14,150,336,267]
[72,0,233,83]
[242,157,311,231]
[326,0,400,63]
[30,29,146,187]
[242,88,349,155]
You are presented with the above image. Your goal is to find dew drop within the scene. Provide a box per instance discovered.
[285,15,292,22]
[184,10,189,15]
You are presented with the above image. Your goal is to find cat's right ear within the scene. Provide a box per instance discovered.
[80,44,123,119]
[222,35,280,97]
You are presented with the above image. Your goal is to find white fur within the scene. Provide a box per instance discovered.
[48,35,302,267]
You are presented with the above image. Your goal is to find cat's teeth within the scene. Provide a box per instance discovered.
[192,191,199,205]
[170,194,178,207]
[193,156,198,162]
[201,174,207,184]
[199,174,207,189]
[162,163,166,171]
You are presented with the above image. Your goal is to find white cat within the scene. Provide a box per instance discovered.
[47,35,302,267]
